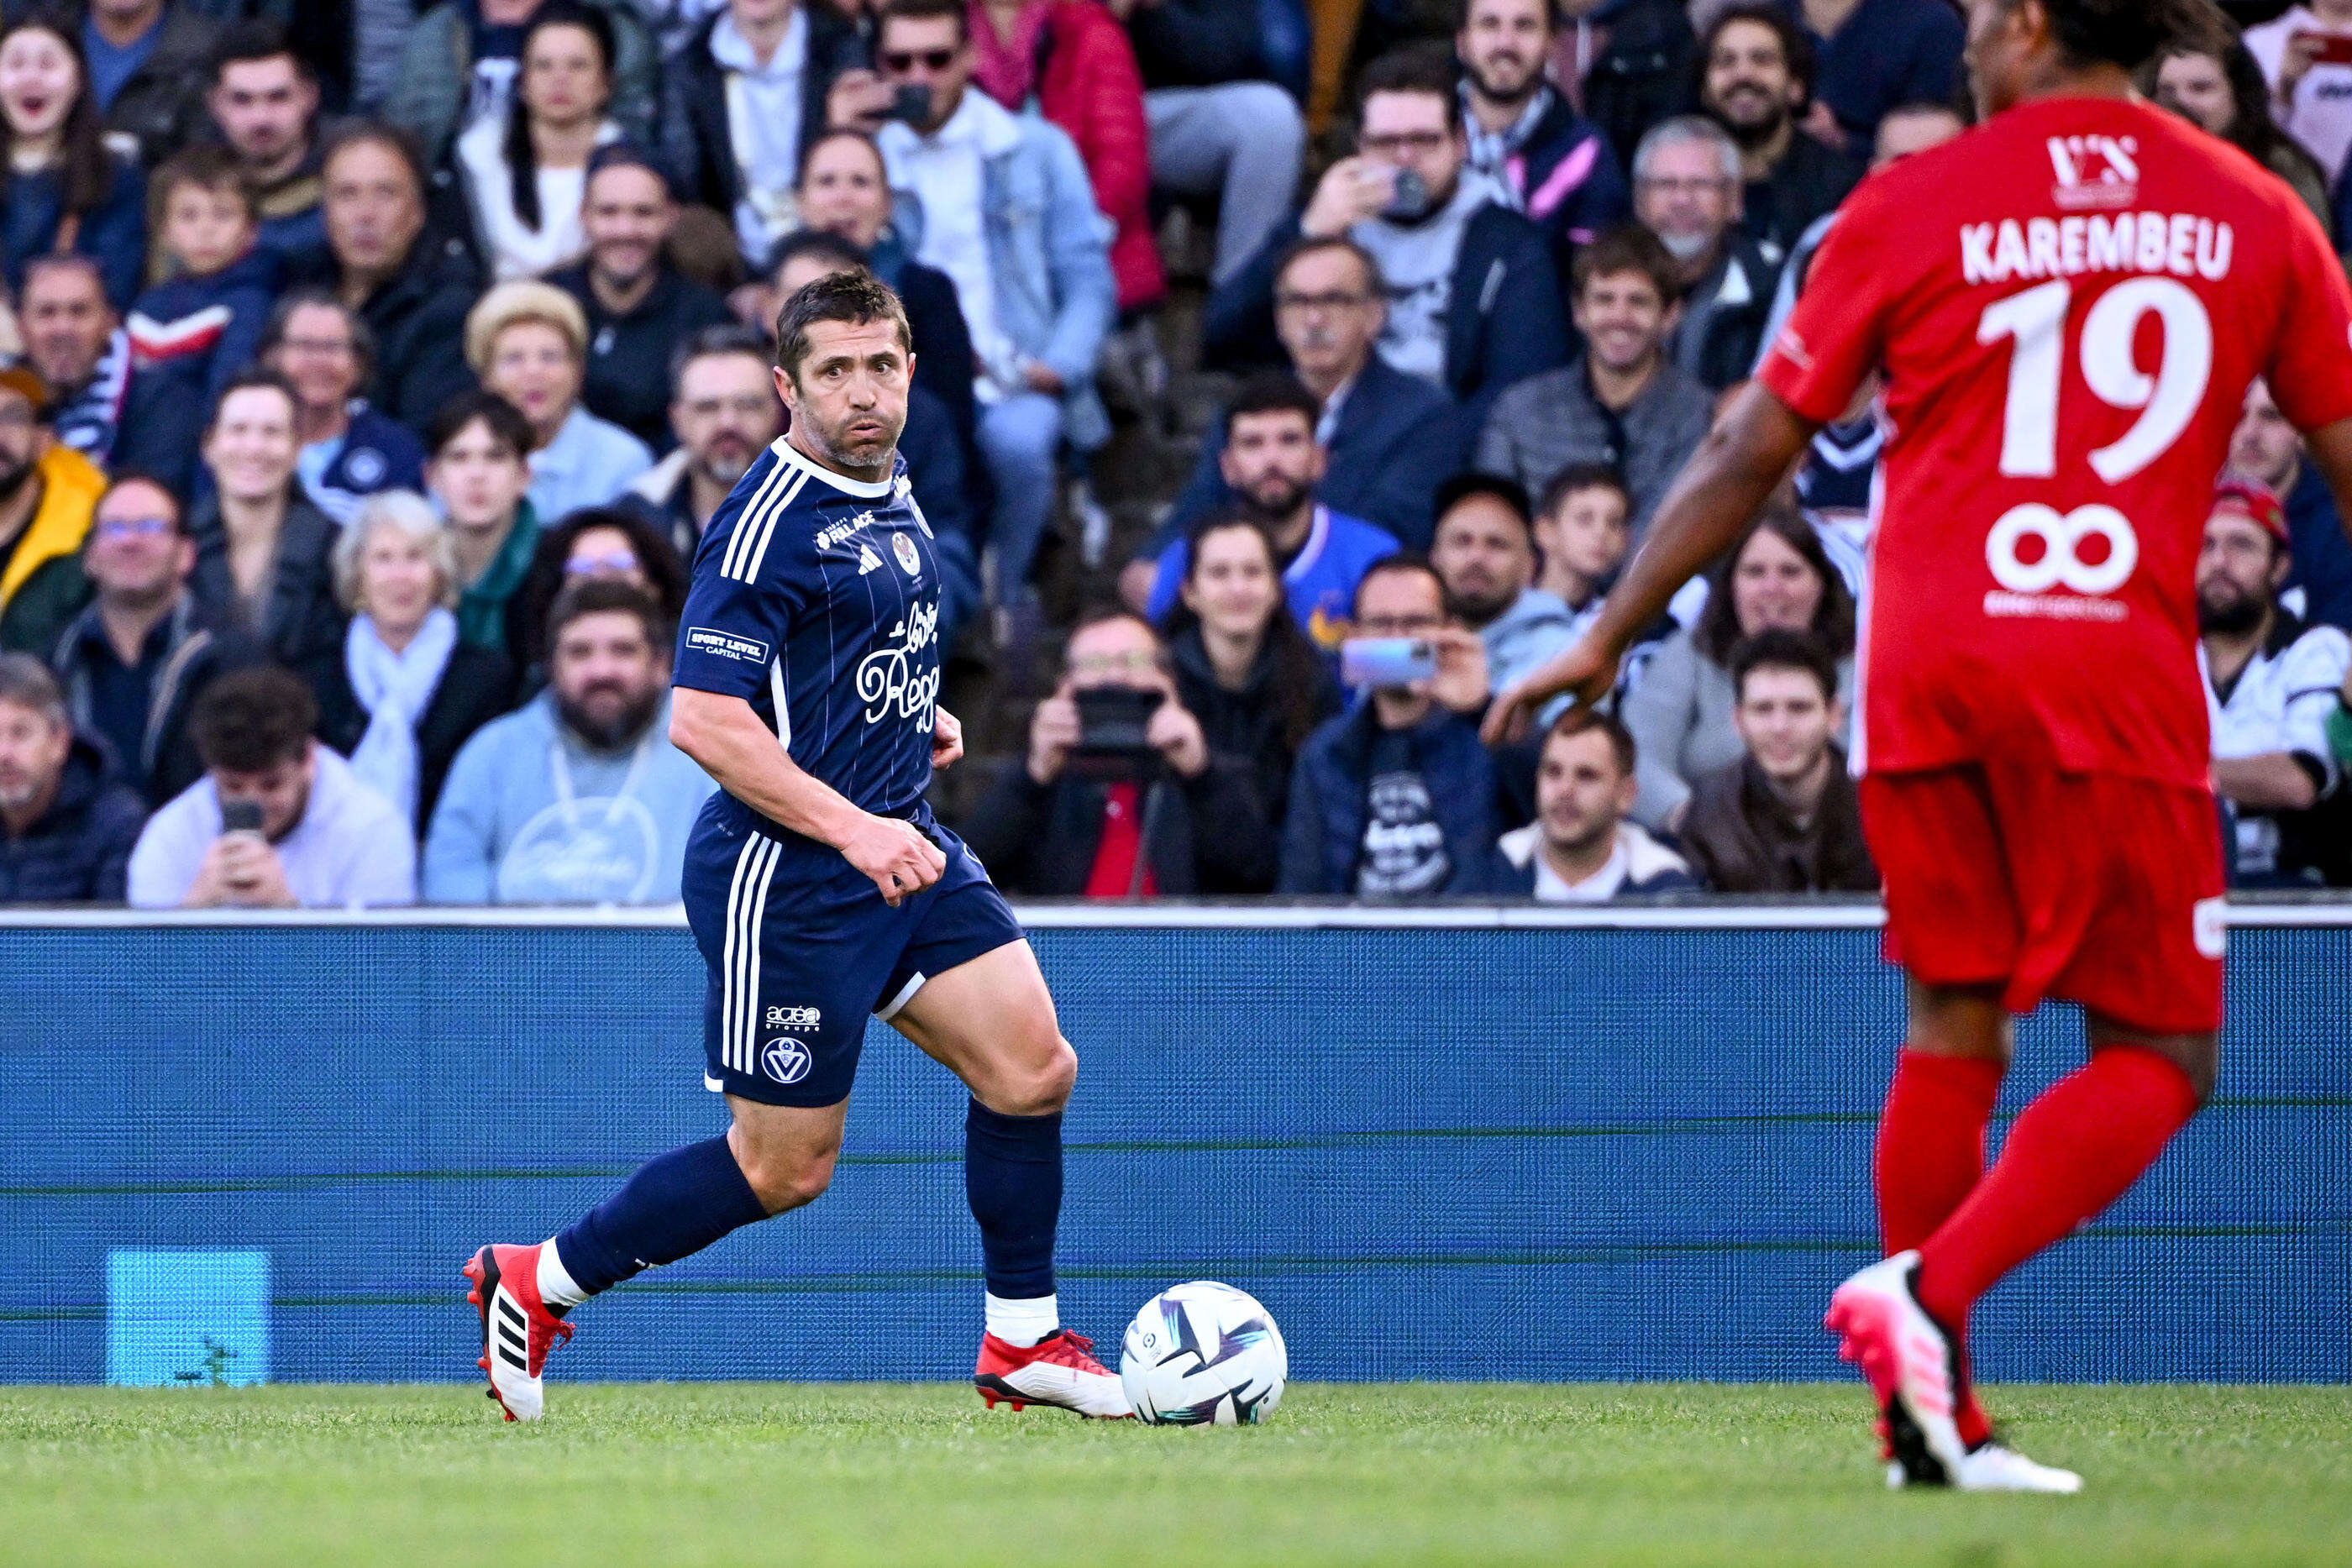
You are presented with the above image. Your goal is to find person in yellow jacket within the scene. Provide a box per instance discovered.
[0,364,105,657]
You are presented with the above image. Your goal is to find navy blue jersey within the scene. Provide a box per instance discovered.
[673,437,942,821]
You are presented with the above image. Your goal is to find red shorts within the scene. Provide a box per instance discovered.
[1857,764,2226,1035]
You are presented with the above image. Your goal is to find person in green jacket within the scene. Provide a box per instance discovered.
[0,364,104,657]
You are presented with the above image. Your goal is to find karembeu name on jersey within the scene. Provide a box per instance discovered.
[1961,212,2234,288]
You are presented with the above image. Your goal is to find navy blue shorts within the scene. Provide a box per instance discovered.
[682,801,1025,1107]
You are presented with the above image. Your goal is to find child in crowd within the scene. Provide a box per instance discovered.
[1533,464,1632,637]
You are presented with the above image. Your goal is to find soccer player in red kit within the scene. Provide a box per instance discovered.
[1488,0,2352,1492]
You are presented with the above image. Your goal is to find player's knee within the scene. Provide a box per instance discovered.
[738,1145,838,1214]
[993,1035,1075,1117]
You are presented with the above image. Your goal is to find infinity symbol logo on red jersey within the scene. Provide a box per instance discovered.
[1985,503,2139,597]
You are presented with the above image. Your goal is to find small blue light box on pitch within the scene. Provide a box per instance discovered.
[106,1250,270,1387]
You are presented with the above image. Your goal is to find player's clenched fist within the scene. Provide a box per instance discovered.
[843,815,948,906]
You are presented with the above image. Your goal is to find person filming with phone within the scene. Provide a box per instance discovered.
[961,608,1278,896]
[1277,556,1503,896]
[126,667,416,910]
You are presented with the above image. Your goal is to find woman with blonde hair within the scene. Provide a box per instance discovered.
[465,278,653,522]
[311,490,516,831]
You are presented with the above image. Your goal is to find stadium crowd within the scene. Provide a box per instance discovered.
[0,0,2345,907]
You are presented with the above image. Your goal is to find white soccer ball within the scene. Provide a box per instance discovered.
[1119,1281,1287,1426]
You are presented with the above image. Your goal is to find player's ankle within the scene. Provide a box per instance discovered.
[985,1291,1059,1347]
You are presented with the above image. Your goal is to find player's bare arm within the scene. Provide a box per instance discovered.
[669,686,945,905]
[1483,385,1819,744]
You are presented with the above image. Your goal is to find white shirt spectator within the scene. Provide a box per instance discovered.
[528,404,655,522]
[2248,7,2352,183]
[714,8,810,265]
[2205,613,2352,877]
[127,746,417,909]
[881,91,1021,396]
[455,115,624,281]
[1501,820,1693,901]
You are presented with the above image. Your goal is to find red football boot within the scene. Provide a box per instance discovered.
[974,1329,1133,1418]
[463,1243,574,1422]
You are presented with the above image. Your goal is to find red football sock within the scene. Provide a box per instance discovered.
[1915,1046,2197,1335]
[1874,1051,2006,1256]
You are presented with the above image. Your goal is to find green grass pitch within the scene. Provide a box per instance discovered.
[3,1383,2345,1566]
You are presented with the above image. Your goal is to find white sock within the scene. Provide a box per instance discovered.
[985,1292,1058,1347]
[538,1239,588,1309]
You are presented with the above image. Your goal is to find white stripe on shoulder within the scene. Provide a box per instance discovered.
[744,471,810,582]
[722,459,795,581]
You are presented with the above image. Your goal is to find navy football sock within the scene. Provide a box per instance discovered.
[965,1099,1061,1302]
[552,1135,769,1297]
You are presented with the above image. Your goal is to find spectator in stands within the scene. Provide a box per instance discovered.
[386,0,657,173]
[622,324,781,558]
[1428,471,1577,698]
[0,652,140,901]
[423,389,543,653]
[208,23,326,270]
[549,148,732,452]
[1494,706,1694,899]
[1476,225,1712,535]
[1633,116,1776,391]
[467,279,653,522]
[78,0,215,166]
[0,15,146,311]
[2232,378,2352,634]
[1208,45,1567,421]
[1555,0,1696,176]
[853,0,1115,610]
[963,607,1279,895]
[2201,479,2352,888]
[0,363,105,657]
[1698,4,1861,267]
[18,254,127,464]
[2146,31,2334,235]
[1532,463,1630,637]
[114,144,278,497]
[186,369,344,671]
[789,131,983,461]
[52,473,258,806]
[301,123,481,432]
[1620,507,1854,832]
[262,291,427,529]
[1798,0,1963,153]
[1142,375,1399,651]
[666,0,867,270]
[2248,0,2352,186]
[1120,0,1307,287]
[1679,627,1874,894]
[127,665,416,909]
[454,3,624,282]
[1158,514,1341,846]
[311,491,515,832]
[502,504,686,687]
[1154,237,1458,553]
[966,0,1163,315]
[1457,0,1630,263]
[423,576,711,903]
[1278,555,1499,895]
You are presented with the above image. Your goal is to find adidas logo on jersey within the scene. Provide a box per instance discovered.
[859,543,884,574]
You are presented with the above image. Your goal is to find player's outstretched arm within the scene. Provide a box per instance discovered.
[1483,383,1819,744]
[670,686,946,906]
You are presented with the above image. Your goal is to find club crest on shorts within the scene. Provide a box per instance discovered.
[891,532,921,578]
[761,1036,812,1084]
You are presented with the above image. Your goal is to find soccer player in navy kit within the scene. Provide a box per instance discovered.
[464,272,1131,1421]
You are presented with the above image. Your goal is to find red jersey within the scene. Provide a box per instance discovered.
[1758,97,2352,784]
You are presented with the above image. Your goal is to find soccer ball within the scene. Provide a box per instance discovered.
[1119,1281,1287,1426]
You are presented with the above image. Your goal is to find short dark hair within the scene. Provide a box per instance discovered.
[546,576,669,662]
[669,322,775,395]
[154,143,260,222]
[584,141,675,202]
[1700,3,1817,99]
[1433,471,1534,540]
[1354,43,1462,131]
[1353,552,1446,617]
[879,0,969,45]
[1544,705,1637,777]
[2032,0,2222,74]
[207,366,299,433]
[1730,627,1839,706]
[425,388,535,461]
[210,18,307,83]
[1572,224,1681,305]
[774,270,911,382]
[0,651,66,727]
[260,288,375,385]
[769,227,868,282]
[1454,0,1560,35]
[1273,233,1383,296]
[1536,463,1631,519]
[192,668,316,774]
[94,470,186,532]
[1223,373,1320,441]
[318,118,429,198]
[796,127,885,189]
